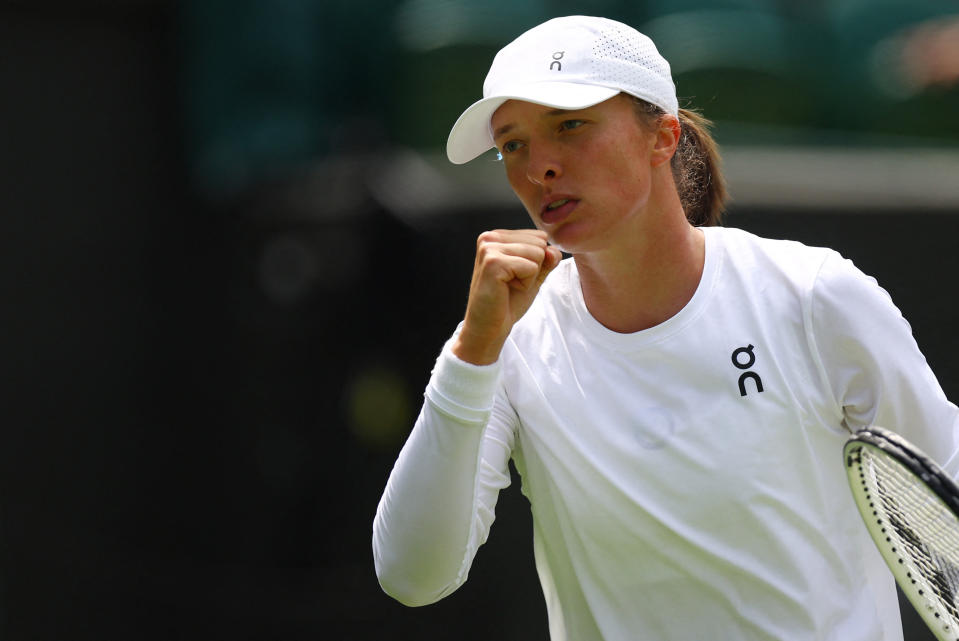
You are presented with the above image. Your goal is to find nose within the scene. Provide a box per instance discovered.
[525,141,562,186]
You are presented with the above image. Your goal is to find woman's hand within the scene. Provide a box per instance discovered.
[452,229,563,365]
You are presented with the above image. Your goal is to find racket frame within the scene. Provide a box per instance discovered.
[844,426,959,641]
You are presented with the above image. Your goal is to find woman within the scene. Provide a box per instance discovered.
[373,15,959,640]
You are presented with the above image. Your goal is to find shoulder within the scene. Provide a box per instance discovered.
[706,226,838,291]
[809,249,898,326]
[717,227,903,352]
[708,226,834,266]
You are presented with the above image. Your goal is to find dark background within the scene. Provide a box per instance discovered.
[2,1,958,639]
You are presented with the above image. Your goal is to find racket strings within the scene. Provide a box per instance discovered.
[857,446,959,637]
[881,486,959,619]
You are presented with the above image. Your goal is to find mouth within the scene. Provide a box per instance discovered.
[540,197,578,224]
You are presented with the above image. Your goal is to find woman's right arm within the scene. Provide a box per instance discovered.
[372,335,516,606]
[373,229,559,606]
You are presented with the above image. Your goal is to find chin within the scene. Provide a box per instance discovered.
[547,223,598,256]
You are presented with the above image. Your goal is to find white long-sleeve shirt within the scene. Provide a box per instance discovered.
[373,226,959,640]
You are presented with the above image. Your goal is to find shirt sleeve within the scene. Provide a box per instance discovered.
[372,330,518,606]
[807,250,959,477]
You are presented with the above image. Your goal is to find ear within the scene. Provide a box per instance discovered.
[650,114,681,168]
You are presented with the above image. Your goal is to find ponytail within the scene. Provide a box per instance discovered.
[630,96,728,226]
[674,108,727,226]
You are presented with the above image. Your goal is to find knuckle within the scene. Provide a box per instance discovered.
[477,230,502,246]
[476,245,505,272]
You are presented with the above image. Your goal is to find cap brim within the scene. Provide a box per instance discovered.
[445,82,621,164]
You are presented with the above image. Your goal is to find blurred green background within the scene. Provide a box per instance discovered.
[178,0,959,197]
[2,1,958,639]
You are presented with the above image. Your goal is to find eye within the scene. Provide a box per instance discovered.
[501,140,525,154]
[559,119,586,131]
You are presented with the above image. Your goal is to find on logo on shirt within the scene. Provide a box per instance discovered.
[731,344,765,397]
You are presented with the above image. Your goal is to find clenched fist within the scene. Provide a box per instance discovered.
[453,229,563,365]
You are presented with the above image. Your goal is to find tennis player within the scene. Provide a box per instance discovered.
[373,15,959,640]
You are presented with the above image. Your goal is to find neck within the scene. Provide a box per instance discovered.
[574,203,706,334]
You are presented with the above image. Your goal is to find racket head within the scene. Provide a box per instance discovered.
[844,426,959,641]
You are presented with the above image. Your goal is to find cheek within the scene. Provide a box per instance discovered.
[595,160,653,216]
[606,139,651,191]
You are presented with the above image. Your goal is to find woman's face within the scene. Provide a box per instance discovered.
[491,94,661,254]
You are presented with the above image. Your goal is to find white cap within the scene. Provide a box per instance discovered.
[446,16,679,164]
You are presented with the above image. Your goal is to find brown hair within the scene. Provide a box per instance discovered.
[631,96,727,226]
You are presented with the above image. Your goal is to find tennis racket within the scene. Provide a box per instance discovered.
[844,426,959,641]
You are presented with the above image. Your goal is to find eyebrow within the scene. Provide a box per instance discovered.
[492,123,515,139]
[492,108,577,139]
